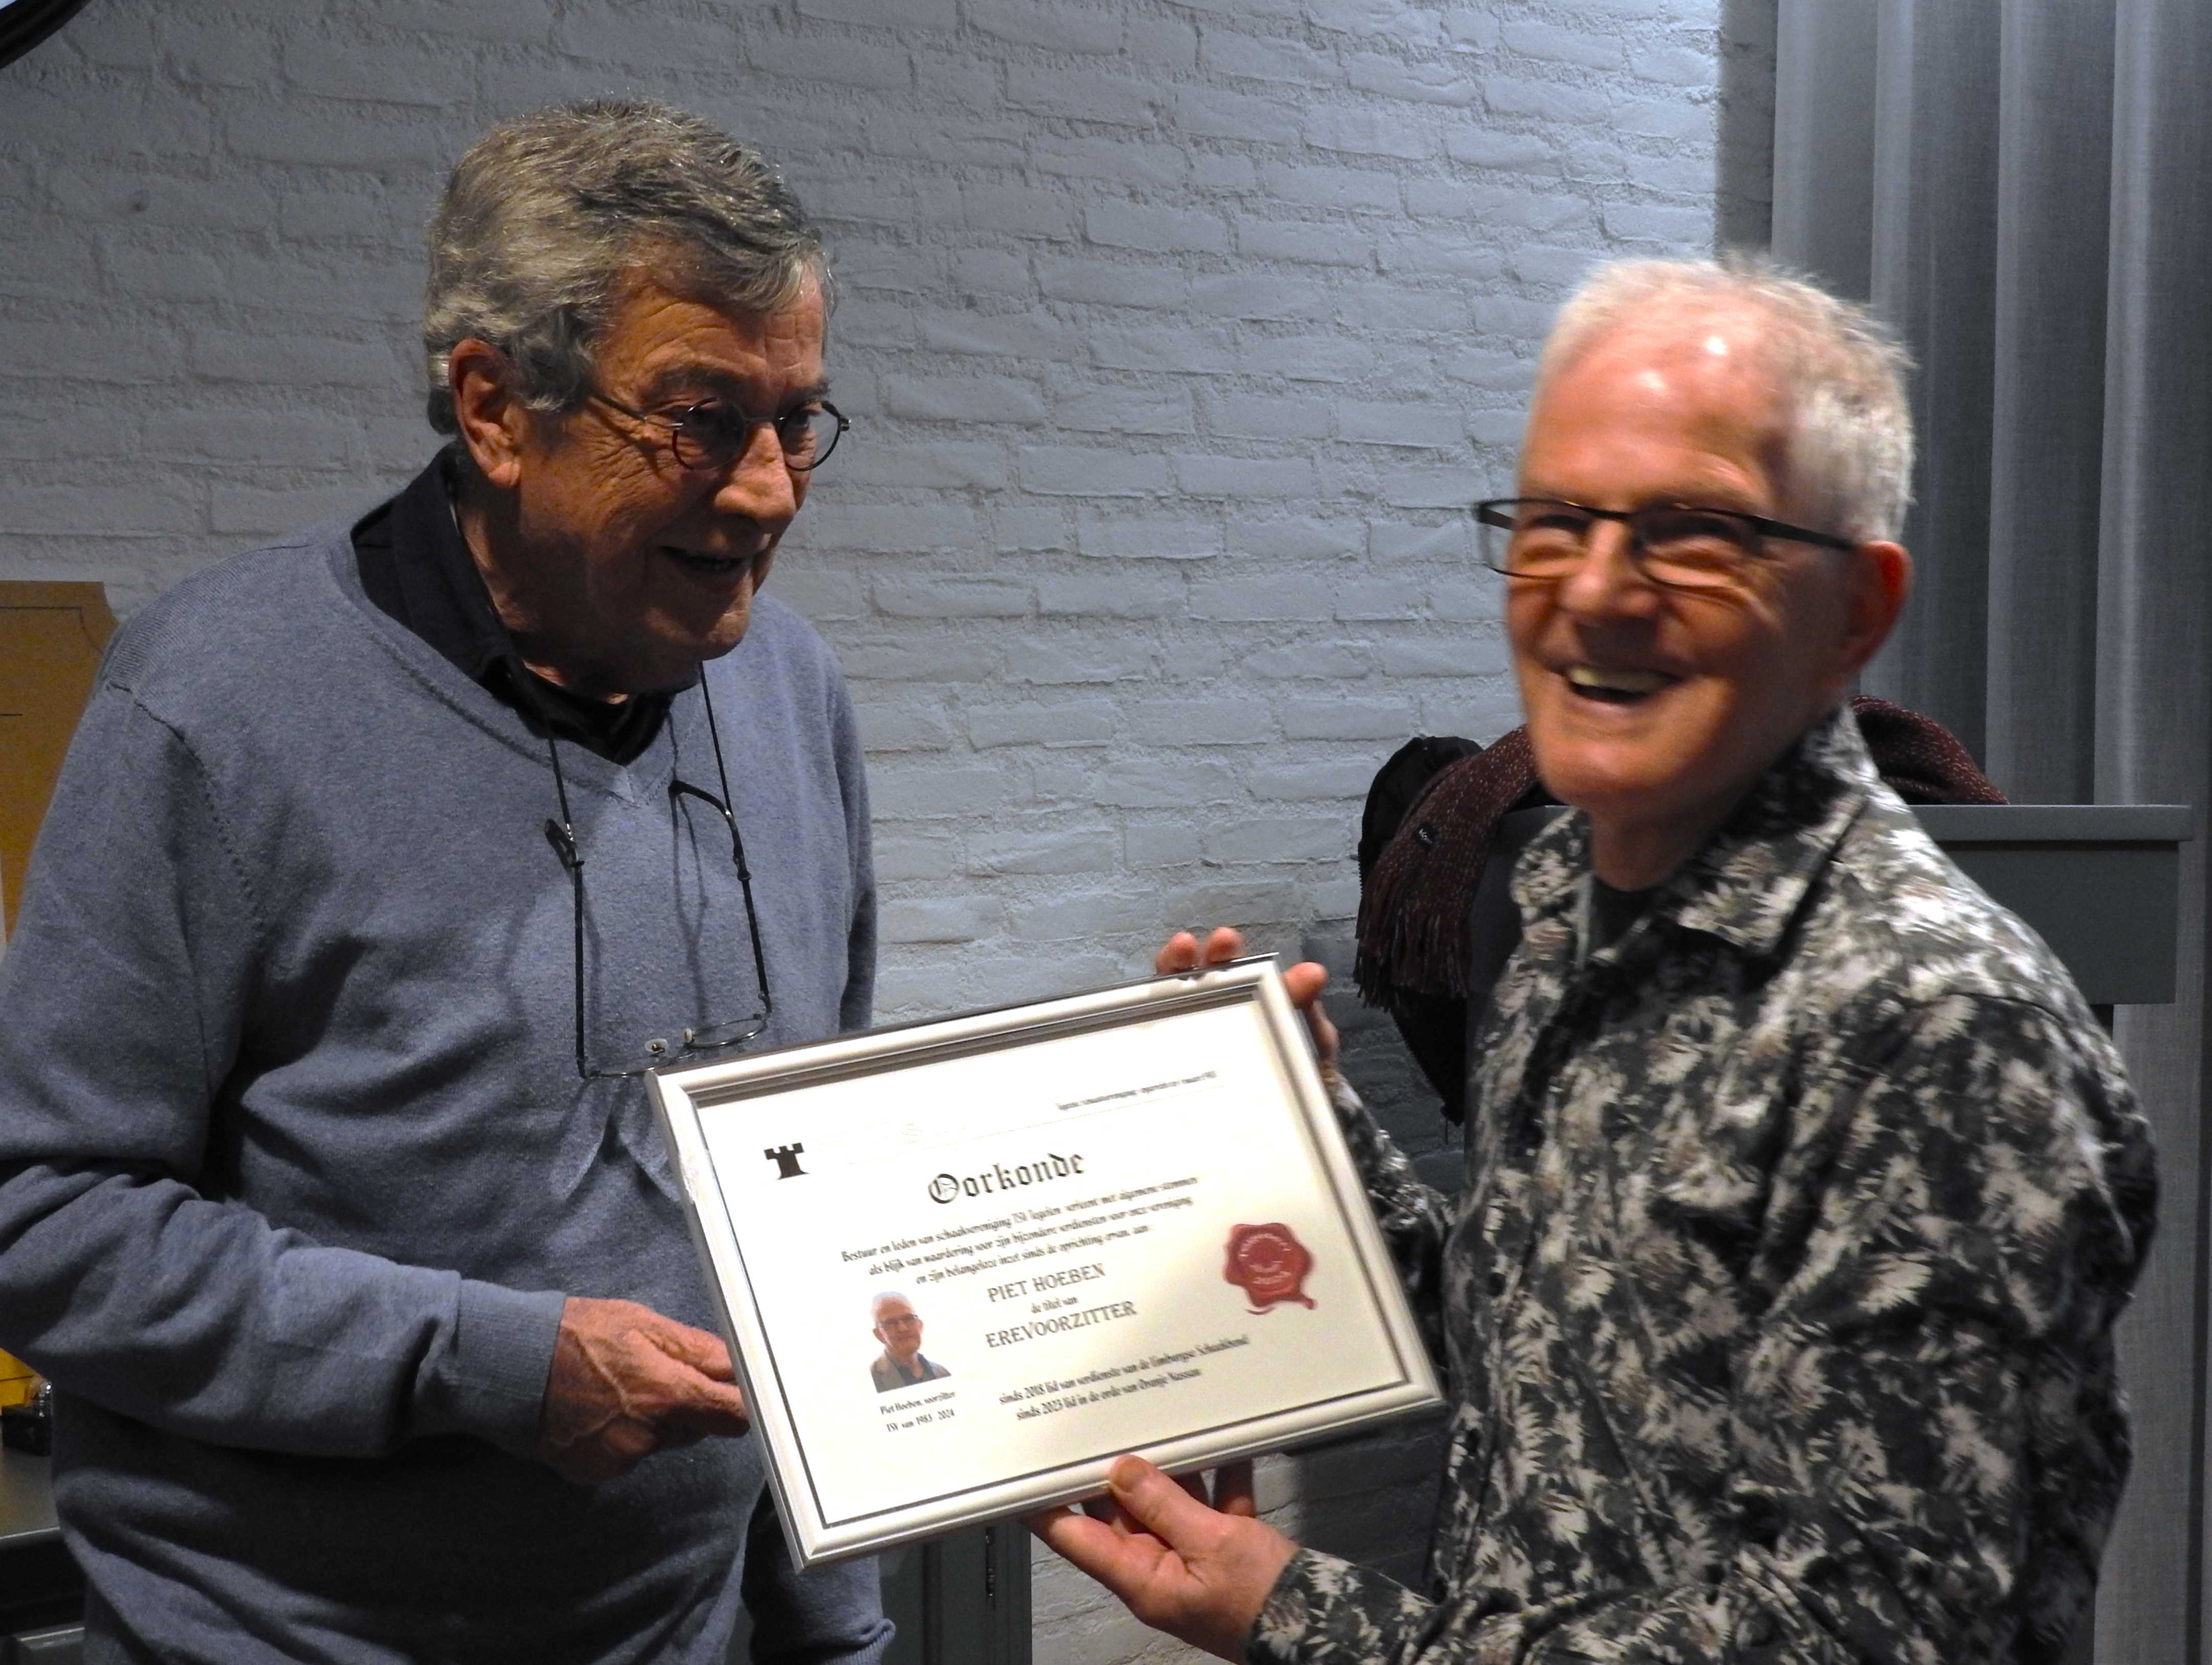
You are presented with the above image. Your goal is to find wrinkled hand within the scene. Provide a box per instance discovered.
[536,1297,751,1483]
[1156,926,1339,1079]
[1026,1455,1296,1661]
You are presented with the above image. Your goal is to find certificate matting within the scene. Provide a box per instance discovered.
[651,959,1443,1568]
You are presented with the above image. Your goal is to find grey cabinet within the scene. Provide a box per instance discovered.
[1909,804,2190,1008]
[1476,802,2190,1014]
[880,1527,1031,1665]
[724,1525,1030,1664]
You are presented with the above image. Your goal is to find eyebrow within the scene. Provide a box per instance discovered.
[640,368,832,409]
[1518,484,1766,514]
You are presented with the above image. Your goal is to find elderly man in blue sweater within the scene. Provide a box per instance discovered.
[0,102,887,1665]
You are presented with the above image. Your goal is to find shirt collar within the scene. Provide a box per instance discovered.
[1512,703,1878,960]
[372,450,705,697]
[350,447,522,688]
[358,450,694,764]
[382,447,517,684]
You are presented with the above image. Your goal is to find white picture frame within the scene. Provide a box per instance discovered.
[650,958,1443,1569]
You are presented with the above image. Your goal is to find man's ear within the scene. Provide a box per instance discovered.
[448,339,530,489]
[1832,538,1912,685]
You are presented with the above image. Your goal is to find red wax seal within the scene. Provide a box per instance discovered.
[1223,1223,1316,1312]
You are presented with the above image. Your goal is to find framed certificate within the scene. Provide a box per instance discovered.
[650,958,1444,1569]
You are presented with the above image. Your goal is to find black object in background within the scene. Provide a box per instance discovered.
[0,1,95,69]
[1,1384,52,1456]
[1357,736,1483,1123]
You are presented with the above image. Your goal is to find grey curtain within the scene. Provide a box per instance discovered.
[1771,3,2212,1661]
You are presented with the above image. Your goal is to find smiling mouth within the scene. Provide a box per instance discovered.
[1564,664,1677,704]
[661,546,754,579]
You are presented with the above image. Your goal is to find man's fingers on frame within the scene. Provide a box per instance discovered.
[1106,1455,1213,1545]
[1027,1505,1157,1596]
[680,1378,751,1425]
[1155,931,1201,976]
[648,1349,749,1422]
[1087,1497,1167,1548]
[1021,1503,1081,1540]
[685,1334,738,1381]
[1213,1459,1258,1517]
[627,1307,709,1355]
[600,1336,742,1436]
[665,1392,750,1441]
[1155,926,1247,978]
[651,1320,737,1380]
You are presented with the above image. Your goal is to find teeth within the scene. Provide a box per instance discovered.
[1566,665,1670,695]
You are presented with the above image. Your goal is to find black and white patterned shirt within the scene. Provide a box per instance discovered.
[1253,706,2157,1665]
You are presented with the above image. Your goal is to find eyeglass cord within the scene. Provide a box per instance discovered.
[542,676,774,1080]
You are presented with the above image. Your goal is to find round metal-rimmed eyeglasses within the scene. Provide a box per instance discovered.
[1473,497,1856,592]
[587,390,850,475]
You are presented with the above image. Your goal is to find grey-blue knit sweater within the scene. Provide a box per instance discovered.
[0,515,885,1664]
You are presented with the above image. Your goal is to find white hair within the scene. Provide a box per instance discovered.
[871,1291,916,1322]
[421,100,827,435]
[1534,254,1915,543]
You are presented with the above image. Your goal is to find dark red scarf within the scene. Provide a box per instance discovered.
[1354,696,2006,1005]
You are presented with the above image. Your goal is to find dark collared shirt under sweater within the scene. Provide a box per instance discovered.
[352,449,683,764]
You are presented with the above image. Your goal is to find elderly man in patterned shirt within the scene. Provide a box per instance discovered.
[1033,257,2157,1665]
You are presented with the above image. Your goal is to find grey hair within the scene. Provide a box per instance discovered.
[422,99,827,434]
[871,1291,916,1322]
[1533,254,1915,543]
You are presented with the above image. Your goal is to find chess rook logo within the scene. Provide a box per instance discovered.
[763,1142,807,1179]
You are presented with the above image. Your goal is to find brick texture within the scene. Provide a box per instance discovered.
[0,2,1723,1659]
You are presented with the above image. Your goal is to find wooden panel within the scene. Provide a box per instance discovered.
[0,582,115,940]
[0,581,114,1408]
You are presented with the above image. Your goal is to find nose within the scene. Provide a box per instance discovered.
[1553,516,1661,621]
[712,421,801,525]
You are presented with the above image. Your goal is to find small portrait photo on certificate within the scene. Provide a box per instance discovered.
[868,1291,951,1394]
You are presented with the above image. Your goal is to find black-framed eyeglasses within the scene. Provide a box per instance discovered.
[1473,497,1856,592]
[540,684,773,1081]
[586,389,849,474]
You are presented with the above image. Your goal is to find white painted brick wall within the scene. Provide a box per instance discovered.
[0,2,1724,1658]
